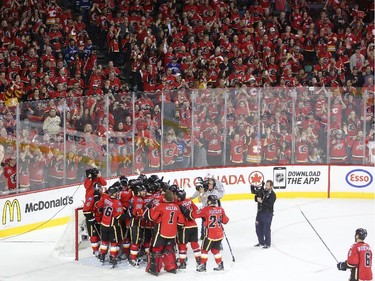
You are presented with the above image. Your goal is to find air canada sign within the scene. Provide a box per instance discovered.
[171,174,249,188]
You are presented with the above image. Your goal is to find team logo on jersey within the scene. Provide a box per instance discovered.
[10,173,16,183]
[165,148,174,157]
[234,145,243,153]
[202,46,210,54]
[268,143,276,151]
[348,123,356,131]
[299,145,308,153]
[345,169,373,188]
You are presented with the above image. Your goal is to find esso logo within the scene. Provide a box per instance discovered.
[345,169,373,188]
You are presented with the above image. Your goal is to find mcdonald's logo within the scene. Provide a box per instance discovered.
[2,199,21,225]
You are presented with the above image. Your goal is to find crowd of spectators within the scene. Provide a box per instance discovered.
[0,0,374,193]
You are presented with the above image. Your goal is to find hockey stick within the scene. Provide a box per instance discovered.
[299,207,338,263]
[92,222,102,240]
[221,224,236,262]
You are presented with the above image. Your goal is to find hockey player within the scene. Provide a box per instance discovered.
[337,228,373,281]
[175,189,201,269]
[193,195,229,272]
[190,177,225,239]
[95,184,124,267]
[118,176,132,260]
[128,184,146,266]
[82,168,107,256]
[144,190,185,276]
[141,182,158,263]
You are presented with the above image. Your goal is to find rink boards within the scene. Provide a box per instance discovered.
[0,165,373,238]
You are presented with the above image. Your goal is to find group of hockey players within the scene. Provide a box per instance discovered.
[82,168,229,275]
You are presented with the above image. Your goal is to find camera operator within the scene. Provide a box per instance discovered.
[253,180,276,249]
[82,167,107,256]
[190,177,225,207]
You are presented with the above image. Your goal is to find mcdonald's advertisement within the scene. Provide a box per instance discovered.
[0,185,85,238]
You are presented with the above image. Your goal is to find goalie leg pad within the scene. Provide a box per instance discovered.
[147,251,163,275]
[163,245,178,272]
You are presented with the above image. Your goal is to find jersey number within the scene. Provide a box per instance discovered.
[365,252,371,267]
[168,211,175,224]
[104,206,113,217]
[208,215,222,228]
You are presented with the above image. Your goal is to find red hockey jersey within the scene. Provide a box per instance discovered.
[149,202,184,239]
[95,194,124,227]
[346,241,373,280]
[193,206,229,241]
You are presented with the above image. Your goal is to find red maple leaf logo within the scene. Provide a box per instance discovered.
[251,173,262,184]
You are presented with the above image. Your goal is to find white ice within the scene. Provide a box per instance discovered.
[0,198,374,281]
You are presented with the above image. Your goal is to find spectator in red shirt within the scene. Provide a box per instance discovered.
[2,155,17,191]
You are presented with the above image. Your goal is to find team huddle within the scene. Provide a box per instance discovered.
[82,168,229,275]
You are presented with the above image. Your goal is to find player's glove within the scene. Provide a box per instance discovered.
[145,199,155,209]
[87,217,96,226]
[84,213,95,225]
[179,205,190,218]
[337,262,347,271]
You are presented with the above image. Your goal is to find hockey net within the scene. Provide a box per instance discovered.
[54,207,90,261]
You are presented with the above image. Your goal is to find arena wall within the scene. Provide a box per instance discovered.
[1,165,373,238]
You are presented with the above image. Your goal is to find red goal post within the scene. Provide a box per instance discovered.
[74,207,82,261]
[55,206,89,261]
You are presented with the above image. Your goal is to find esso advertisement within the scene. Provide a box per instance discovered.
[345,169,373,188]
[330,166,375,194]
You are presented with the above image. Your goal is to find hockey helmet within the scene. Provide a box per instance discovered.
[107,185,119,196]
[207,195,218,206]
[161,181,170,192]
[148,174,160,184]
[146,183,156,194]
[112,181,122,191]
[138,174,147,182]
[175,189,186,201]
[135,184,146,195]
[119,175,128,187]
[355,228,367,240]
[168,184,179,193]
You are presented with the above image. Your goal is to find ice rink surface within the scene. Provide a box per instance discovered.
[0,198,374,281]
